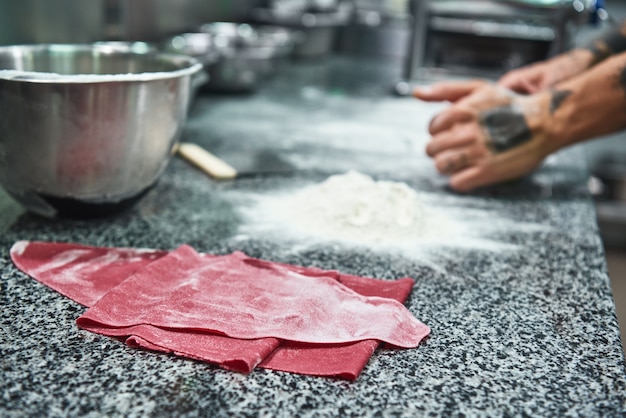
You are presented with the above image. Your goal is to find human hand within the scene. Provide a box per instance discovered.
[414,80,552,192]
[498,49,594,94]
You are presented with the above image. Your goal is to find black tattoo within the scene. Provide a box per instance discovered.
[480,105,532,153]
[550,90,572,114]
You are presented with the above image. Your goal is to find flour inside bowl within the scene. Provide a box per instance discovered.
[245,171,458,248]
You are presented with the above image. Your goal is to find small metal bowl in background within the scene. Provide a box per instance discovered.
[164,23,298,93]
[249,2,352,59]
[92,41,157,54]
[254,25,304,61]
[161,34,219,66]
[0,44,202,218]
[201,22,297,91]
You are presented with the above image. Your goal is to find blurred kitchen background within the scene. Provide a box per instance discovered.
[580,0,626,348]
[0,0,625,342]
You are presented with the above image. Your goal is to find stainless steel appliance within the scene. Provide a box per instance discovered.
[0,0,265,46]
[250,1,353,58]
[337,0,413,58]
[404,0,609,81]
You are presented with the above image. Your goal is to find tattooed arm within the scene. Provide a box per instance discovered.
[413,52,626,192]
[499,19,626,94]
[539,52,626,151]
[498,49,595,94]
[586,20,626,64]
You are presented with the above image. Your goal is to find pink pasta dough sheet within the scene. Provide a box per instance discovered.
[86,323,280,373]
[77,245,428,347]
[259,272,416,379]
[9,240,166,306]
[10,240,429,380]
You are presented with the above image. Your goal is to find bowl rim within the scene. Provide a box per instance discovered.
[0,43,203,84]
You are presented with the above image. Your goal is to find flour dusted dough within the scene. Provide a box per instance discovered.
[77,245,428,348]
[9,240,166,306]
[11,240,429,379]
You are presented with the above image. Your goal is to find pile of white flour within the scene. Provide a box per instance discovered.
[243,171,458,248]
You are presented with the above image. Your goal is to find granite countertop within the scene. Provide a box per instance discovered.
[1,57,625,417]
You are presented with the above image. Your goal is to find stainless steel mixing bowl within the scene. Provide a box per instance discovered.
[0,44,202,218]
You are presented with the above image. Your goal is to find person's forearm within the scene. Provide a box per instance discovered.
[536,52,626,153]
[540,21,626,74]
[584,20,626,65]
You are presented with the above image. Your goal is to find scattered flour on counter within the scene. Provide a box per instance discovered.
[240,171,464,250]
[278,171,456,245]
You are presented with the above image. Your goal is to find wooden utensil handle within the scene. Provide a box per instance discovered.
[176,142,237,180]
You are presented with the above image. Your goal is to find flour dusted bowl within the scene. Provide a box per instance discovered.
[0,44,202,218]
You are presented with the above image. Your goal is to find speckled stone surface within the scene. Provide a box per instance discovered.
[1,57,625,418]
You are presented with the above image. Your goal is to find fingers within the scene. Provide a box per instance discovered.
[431,143,490,176]
[426,139,510,192]
[498,72,525,91]
[427,83,517,135]
[433,150,472,175]
[413,80,487,103]
[448,166,487,192]
[511,78,542,95]
[449,161,515,192]
[429,107,475,135]
[448,143,544,192]
[498,68,542,95]
[425,118,543,191]
[499,78,538,95]
[420,78,546,191]
[426,124,478,157]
